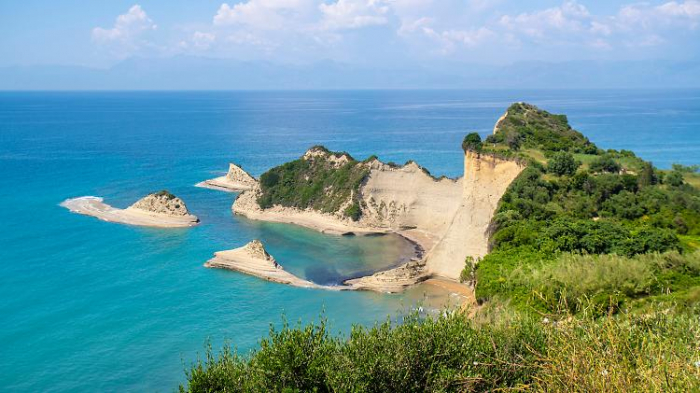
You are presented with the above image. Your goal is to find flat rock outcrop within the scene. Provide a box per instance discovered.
[196,163,258,192]
[344,260,429,293]
[205,240,344,290]
[61,191,199,228]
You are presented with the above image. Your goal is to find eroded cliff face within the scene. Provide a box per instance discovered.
[424,151,524,280]
[357,160,462,236]
[226,163,258,189]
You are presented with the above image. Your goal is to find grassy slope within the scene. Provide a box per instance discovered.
[474,103,700,314]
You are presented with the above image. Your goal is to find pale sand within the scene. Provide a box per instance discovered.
[195,177,254,192]
[196,163,257,192]
[61,196,199,228]
[422,278,474,303]
[233,190,392,236]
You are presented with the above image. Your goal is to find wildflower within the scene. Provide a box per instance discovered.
[601,370,609,376]
[694,360,700,368]
[473,361,479,366]
[542,317,550,324]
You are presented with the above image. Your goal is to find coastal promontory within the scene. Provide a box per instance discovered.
[61,190,199,228]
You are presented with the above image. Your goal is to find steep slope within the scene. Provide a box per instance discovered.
[424,152,524,279]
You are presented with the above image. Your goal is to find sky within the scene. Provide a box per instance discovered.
[1,0,699,88]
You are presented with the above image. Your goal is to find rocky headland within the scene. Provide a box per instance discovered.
[217,111,527,292]
[61,190,199,228]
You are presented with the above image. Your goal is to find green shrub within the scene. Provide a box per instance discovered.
[489,103,597,153]
[461,132,482,153]
[666,171,685,187]
[181,306,700,392]
[547,151,579,176]
[180,312,549,392]
[590,155,622,173]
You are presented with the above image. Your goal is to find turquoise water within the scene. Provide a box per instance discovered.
[1,90,699,392]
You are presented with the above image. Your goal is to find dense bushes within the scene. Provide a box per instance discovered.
[476,152,700,313]
[485,103,598,153]
[547,152,579,176]
[181,312,546,392]
[590,155,622,173]
[181,306,700,392]
[257,148,369,220]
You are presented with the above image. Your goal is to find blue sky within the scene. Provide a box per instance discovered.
[2,0,699,67]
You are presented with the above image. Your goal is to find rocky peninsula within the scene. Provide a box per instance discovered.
[61,190,199,228]
[198,108,528,293]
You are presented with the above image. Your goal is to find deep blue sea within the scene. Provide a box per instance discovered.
[1,90,699,392]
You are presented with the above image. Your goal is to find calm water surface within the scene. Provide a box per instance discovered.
[0,90,698,392]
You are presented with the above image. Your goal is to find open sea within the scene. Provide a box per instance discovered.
[1,90,699,392]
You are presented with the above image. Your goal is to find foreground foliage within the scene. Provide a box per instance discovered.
[181,305,700,392]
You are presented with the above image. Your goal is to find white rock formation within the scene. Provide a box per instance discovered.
[196,163,258,192]
[423,152,524,278]
[127,191,191,216]
[61,191,199,228]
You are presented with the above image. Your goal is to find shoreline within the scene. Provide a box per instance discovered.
[195,177,253,193]
[231,195,440,292]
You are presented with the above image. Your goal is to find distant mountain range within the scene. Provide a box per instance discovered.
[1,57,699,90]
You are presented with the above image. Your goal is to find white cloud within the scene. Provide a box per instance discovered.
[213,0,313,30]
[499,1,592,39]
[319,0,390,30]
[92,5,157,44]
[617,0,700,30]
[192,31,217,49]
[105,0,700,63]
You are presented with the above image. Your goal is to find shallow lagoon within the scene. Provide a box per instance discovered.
[1,90,698,392]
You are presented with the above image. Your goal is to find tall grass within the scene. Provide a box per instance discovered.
[531,309,700,392]
[508,251,700,314]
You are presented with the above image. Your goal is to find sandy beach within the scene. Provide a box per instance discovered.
[195,176,254,192]
[196,163,257,192]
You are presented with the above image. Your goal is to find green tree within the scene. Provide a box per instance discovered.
[666,171,684,187]
[672,163,700,173]
[638,162,656,187]
[589,155,621,174]
[547,152,579,176]
[462,132,483,153]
